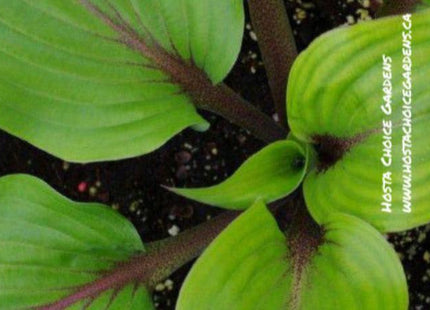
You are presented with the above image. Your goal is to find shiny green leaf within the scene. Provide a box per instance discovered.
[169,140,308,210]
[0,0,244,162]
[287,10,430,232]
[177,201,408,310]
[0,174,153,309]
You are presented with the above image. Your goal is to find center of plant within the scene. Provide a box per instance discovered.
[312,134,364,172]
[291,155,306,171]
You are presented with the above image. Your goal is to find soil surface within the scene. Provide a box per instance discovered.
[0,1,428,309]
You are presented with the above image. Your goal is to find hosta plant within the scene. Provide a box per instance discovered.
[0,0,429,309]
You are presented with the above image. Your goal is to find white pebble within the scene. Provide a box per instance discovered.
[346,15,355,25]
[165,279,174,291]
[168,214,176,221]
[155,283,165,292]
[168,225,180,236]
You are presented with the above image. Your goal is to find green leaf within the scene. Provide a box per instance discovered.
[168,140,309,210]
[177,201,408,310]
[0,174,154,309]
[0,0,244,162]
[417,1,430,11]
[287,10,430,232]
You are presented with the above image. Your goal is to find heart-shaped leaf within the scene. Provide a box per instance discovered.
[177,201,408,309]
[0,174,153,309]
[287,10,430,232]
[0,0,244,162]
[168,140,309,209]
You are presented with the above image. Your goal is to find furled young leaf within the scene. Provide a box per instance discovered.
[168,140,309,210]
[0,0,244,162]
[287,10,430,232]
[177,201,408,310]
[0,174,153,309]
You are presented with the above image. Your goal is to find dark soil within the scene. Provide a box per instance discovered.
[0,1,428,309]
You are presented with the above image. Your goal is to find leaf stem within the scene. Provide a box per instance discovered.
[81,0,287,144]
[375,0,422,17]
[194,83,287,143]
[283,194,323,309]
[143,210,240,286]
[36,211,239,310]
[247,0,298,126]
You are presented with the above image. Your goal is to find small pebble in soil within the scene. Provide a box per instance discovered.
[89,186,97,197]
[183,143,193,150]
[249,30,257,42]
[358,0,371,8]
[62,161,70,171]
[356,8,371,21]
[77,181,87,193]
[129,201,140,213]
[111,203,120,211]
[174,151,192,164]
[346,14,355,24]
[168,214,176,221]
[155,283,165,292]
[168,225,180,236]
[165,279,174,291]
